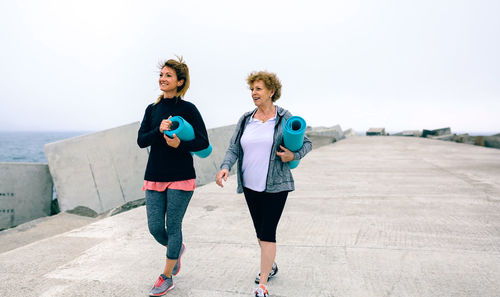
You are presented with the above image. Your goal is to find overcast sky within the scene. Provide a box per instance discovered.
[1,0,499,134]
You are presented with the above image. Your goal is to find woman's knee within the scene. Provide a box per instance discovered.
[257,228,277,242]
[258,235,277,243]
[148,223,167,241]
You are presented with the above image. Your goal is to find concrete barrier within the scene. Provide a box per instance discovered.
[305,125,345,148]
[307,125,345,140]
[366,128,387,136]
[484,136,500,149]
[453,134,477,145]
[44,122,237,214]
[0,163,53,230]
[429,134,455,141]
[343,128,359,138]
[475,136,485,146]
[422,127,451,138]
[393,130,422,137]
[45,122,149,214]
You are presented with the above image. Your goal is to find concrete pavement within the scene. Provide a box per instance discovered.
[1,136,499,297]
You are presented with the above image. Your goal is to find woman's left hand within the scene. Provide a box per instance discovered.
[164,133,181,148]
[276,145,294,163]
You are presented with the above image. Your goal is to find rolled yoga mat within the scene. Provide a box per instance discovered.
[282,116,307,169]
[163,116,213,158]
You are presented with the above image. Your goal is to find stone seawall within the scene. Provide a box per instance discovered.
[0,163,53,230]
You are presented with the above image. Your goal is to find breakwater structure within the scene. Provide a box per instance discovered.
[2,122,498,231]
[3,122,498,231]
[0,122,345,230]
[384,126,500,149]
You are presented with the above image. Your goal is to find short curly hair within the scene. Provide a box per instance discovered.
[246,71,282,102]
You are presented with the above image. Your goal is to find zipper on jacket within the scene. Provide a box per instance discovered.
[234,114,251,145]
[264,114,284,192]
[235,113,252,191]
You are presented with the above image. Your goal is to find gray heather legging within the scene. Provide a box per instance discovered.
[145,189,193,260]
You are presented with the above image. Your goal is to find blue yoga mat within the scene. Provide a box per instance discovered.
[163,116,212,158]
[282,116,307,169]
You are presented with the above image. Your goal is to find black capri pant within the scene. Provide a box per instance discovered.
[243,187,288,243]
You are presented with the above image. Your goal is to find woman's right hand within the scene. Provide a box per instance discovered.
[216,169,229,188]
[159,116,173,133]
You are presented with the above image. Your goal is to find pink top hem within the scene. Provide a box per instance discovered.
[143,179,196,192]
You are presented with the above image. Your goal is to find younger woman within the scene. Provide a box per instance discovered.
[138,56,209,296]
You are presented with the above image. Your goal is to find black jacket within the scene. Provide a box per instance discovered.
[137,97,209,182]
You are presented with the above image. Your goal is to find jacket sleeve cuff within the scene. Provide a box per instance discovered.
[293,152,301,160]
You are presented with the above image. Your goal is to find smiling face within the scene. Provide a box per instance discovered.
[250,80,274,108]
[159,66,184,97]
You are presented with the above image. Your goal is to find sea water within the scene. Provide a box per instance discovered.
[0,131,91,163]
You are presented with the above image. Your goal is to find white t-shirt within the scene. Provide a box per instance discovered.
[240,114,276,192]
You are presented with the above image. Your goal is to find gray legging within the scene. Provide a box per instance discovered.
[145,189,193,260]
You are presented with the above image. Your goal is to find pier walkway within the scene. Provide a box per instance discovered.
[1,136,499,297]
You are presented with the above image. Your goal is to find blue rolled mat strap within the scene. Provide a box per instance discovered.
[163,116,212,158]
[282,116,307,169]
[193,144,213,158]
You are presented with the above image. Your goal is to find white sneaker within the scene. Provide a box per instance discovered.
[255,262,278,284]
[254,285,269,297]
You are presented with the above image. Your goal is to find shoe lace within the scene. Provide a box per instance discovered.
[154,276,164,287]
[257,265,276,280]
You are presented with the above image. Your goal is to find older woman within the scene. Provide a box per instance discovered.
[216,71,312,297]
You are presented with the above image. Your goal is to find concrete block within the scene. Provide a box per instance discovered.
[428,134,455,141]
[343,128,359,138]
[193,124,236,186]
[393,130,422,137]
[366,128,387,136]
[475,136,485,146]
[422,127,451,138]
[484,136,500,149]
[0,163,53,229]
[307,125,344,141]
[45,122,148,214]
[453,134,476,145]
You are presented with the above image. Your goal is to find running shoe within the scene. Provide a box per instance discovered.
[172,243,185,276]
[149,274,174,296]
[255,262,278,284]
[254,285,269,297]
